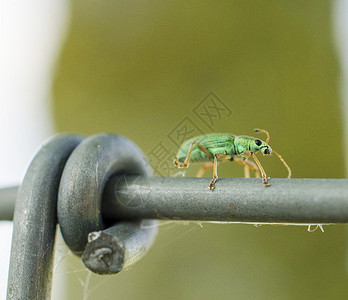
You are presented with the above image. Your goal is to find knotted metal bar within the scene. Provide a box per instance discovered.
[2,134,348,299]
[6,134,158,299]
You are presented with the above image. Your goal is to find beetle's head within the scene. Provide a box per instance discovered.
[251,138,272,155]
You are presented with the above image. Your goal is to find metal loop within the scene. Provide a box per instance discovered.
[57,133,154,254]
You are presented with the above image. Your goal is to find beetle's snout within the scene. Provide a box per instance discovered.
[263,146,272,155]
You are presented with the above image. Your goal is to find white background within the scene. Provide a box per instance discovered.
[0,1,69,298]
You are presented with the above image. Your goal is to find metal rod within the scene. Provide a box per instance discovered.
[2,177,348,224]
[7,135,83,300]
[102,176,348,224]
[0,186,17,220]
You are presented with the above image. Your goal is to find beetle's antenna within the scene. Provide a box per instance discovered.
[272,150,291,178]
[254,129,291,178]
[254,129,270,145]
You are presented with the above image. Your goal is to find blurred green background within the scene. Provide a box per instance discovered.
[52,1,347,299]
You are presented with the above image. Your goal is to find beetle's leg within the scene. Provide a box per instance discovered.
[241,151,268,184]
[193,142,213,158]
[244,165,250,178]
[249,152,270,186]
[242,152,251,158]
[174,143,195,168]
[208,153,231,190]
[209,154,219,190]
[174,142,212,168]
[197,153,233,178]
[238,152,254,178]
[233,157,260,178]
[196,162,214,177]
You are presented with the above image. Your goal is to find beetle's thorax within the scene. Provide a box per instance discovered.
[233,136,254,155]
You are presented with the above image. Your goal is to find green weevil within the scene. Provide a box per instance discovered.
[173,129,291,190]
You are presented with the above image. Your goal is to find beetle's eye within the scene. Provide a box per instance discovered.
[255,139,262,146]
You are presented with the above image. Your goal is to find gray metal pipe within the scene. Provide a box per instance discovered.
[7,134,83,300]
[2,177,348,225]
[102,176,348,224]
